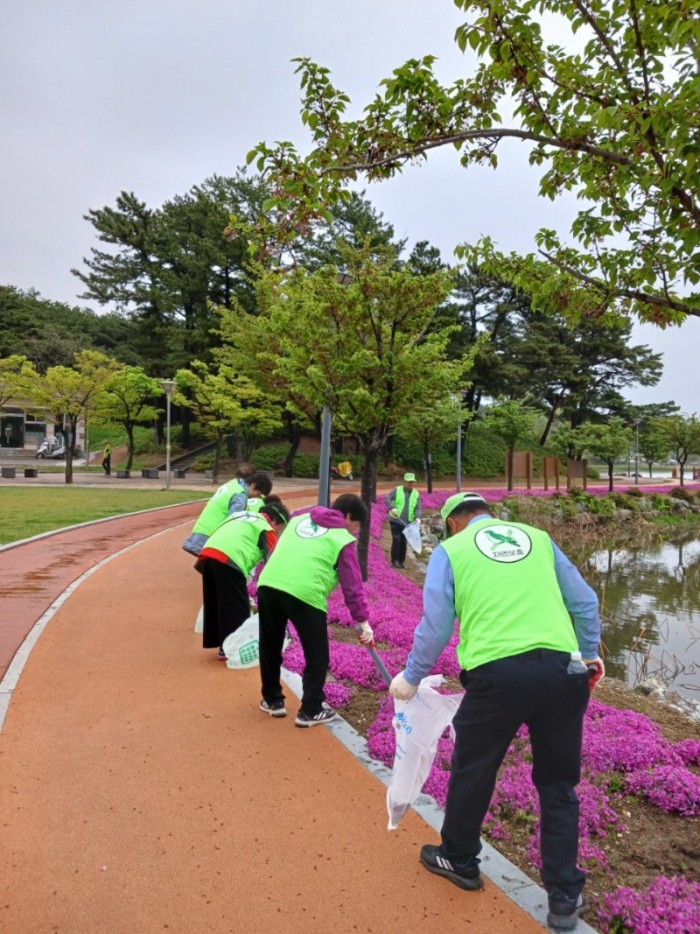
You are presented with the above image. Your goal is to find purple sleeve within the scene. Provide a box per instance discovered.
[336,542,369,622]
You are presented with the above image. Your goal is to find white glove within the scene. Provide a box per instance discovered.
[356,622,374,645]
[390,671,418,701]
[389,508,398,519]
[583,657,605,691]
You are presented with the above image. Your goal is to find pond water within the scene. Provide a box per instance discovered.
[584,531,700,701]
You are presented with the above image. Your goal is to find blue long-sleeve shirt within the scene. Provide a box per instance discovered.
[404,515,601,686]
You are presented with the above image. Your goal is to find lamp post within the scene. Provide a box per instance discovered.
[318,406,332,507]
[160,379,176,490]
[452,392,465,492]
[634,418,641,486]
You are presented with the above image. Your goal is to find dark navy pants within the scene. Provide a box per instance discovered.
[440,649,590,900]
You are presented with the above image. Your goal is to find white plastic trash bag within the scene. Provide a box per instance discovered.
[402,522,422,555]
[387,675,462,830]
[222,614,291,669]
[223,614,261,668]
[194,605,204,633]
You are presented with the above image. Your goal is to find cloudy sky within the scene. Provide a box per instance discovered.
[1,0,697,411]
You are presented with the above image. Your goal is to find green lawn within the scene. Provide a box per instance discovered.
[0,488,209,545]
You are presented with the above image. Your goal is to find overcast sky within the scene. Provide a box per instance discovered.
[1,0,697,412]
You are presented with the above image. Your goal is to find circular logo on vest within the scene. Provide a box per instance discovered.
[295,516,329,539]
[474,525,532,563]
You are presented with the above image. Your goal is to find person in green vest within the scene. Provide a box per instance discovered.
[196,502,290,658]
[384,472,422,568]
[101,442,112,476]
[256,492,373,727]
[182,470,273,557]
[390,491,603,931]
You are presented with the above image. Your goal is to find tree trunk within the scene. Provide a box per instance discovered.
[423,442,433,494]
[538,395,563,447]
[213,438,222,484]
[125,424,135,471]
[506,447,514,492]
[608,461,614,492]
[64,416,77,485]
[358,449,379,581]
[283,415,301,478]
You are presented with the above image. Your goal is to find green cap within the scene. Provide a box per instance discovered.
[403,472,416,482]
[440,492,489,536]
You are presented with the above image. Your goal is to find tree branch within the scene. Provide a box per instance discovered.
[319,127,632,177]
[538,249,696,317]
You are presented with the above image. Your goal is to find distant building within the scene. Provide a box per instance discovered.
[0,399,84,452]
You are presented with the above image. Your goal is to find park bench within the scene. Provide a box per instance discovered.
[141,468,160,479]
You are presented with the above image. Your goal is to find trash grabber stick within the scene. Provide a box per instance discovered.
[366,643,392,687]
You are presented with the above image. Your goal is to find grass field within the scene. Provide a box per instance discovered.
[0,488,209,545]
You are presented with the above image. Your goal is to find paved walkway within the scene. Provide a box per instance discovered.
[0,488,557,934]
[9,475,693,931]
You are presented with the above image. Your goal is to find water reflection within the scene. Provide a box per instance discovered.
[584,531,700,699]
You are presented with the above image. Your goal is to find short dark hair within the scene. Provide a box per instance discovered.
[236,462,256,480]
[332,493,368,523]
[263,493,282,505]
[260,502,290,526]
[247,471,273,496]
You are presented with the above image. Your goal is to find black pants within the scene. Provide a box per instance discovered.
[389,520,407,564]
[440,649,590,900]
[257,585,328,715]
[200,559,251,649]
[102,457,111,476]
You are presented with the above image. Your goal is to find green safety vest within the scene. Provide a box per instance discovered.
[442,519,577,671]
[203,511,273,577]
[394,486,419,522]
[246,497,264,513]
[192,479,246,538]
[258,514,355,612]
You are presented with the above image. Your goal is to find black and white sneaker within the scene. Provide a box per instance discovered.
[259,699,287,718]
[419,844,483,890]
[547,893,586,930]
[294,704,337,728]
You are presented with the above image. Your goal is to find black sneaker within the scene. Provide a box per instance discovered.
[547,893,586,930]
[295,704,337,728]
[259,699,287,718]
[419,844,483,890]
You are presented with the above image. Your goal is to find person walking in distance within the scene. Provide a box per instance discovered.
[101,442,112,476]
[256,493,373,726]
[384,472,422,568]
[390,492,603,931]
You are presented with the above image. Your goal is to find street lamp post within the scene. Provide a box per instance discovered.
[160,380,176,490]
[634,418,641,486]
[456,419,462,493]
[318,406,332,507]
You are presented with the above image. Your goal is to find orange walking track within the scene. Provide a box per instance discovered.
[0,491,559,933]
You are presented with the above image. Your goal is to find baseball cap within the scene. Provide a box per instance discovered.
[403,472,416,482]
[440,492,489,528]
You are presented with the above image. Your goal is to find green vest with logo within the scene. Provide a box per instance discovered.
[246,497,264,513]
[258,514,355,612]
[204,511,272,577]
[192,480,246,538]
[394,487,419,522]
[442,519,577,671]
